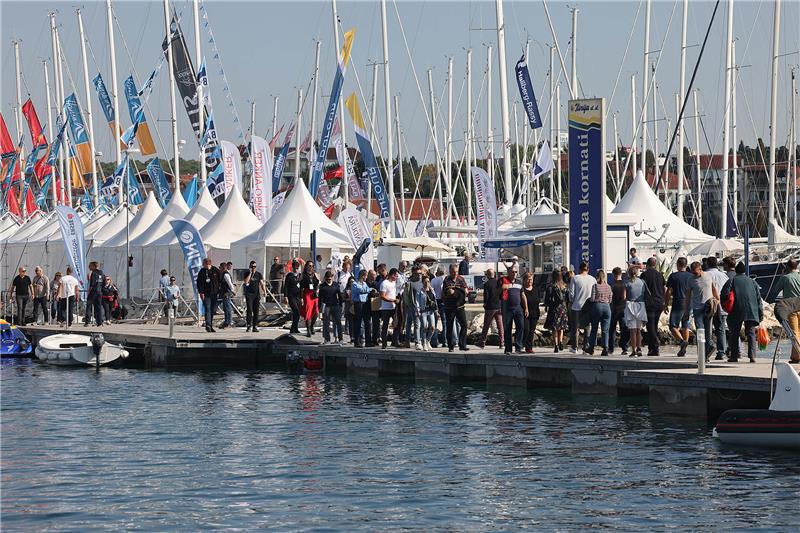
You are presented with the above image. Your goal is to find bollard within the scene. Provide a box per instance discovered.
[168,306,175,339]
[696,327,705,374]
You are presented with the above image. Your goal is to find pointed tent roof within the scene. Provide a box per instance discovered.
[532,202,556,216]
[150,185,219,246]
[129,191,189,247]
[91,205,137,244]
[232,179,352,249]
[613,170,713,243]
[200,189,262,249]
[7,211,48,243]
[31,210,91,242]
[101,192,163,247]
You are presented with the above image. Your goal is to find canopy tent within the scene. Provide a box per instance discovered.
[382,236,454,254]
[687,238,743,257]
[5,211,47,244]
[140,187,219,294]
[230,179,352,267]
[613,170,713,245]
[201,189,262,251]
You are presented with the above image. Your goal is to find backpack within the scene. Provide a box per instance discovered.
[720,279,735,313]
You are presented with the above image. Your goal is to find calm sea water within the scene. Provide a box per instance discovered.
[2,359,798,532]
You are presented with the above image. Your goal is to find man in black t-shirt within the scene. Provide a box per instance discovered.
[609,267,629,355]
[477,268,504,349]
[243,260,266,332]
[8,266,33,325]
[283,260,302,334]
[268,256,283,295]
[84,262,106,326]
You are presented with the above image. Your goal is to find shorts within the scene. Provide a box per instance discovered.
[669,308,689,329]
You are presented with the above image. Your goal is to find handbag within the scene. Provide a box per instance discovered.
[370,292,382,312]
[756,325,770,350]
[721,288,735,313]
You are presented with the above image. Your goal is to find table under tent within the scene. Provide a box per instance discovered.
[139,186,218,296]
[230,179,353,271]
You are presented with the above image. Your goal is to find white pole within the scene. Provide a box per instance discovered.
[294,88,302,185]
[570,7,578,100]
[767,0,780,246]
[55,28,72,207]
[193,0,206,193]
[641,0,651,173]
[164,0,180,190]
[271,96,279,138]
[613,112,621,202]
[466,48,473,225]
[332,0,349,206]
[487,45,493,185]
[792,69,797,235]
[721,0,733,237]
[677,0,688,219]
[446,56,454,224]
[380,0,395,228]
[309,40,321,183]
[693,89,702,232]
[43,59,57,207]
[368,62,379,213]
[394,94,406,233]
[428,69,445,227]
[106,1,122,183]
[550,45,555,203]
[630,74,637,173]
[250,101,256,143]
[249,101,256,196]
[731,40,738,227]
[495,0,513,205]
[77,9,99,208]
[513,104,521,201]
[652,65,659,197]
[13,40,24,216]
[50,14,65,206]
[556,84,562,211]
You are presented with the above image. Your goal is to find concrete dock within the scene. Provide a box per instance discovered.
[21,323,791,419]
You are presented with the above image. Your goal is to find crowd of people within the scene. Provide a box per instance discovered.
[8,250,799,365]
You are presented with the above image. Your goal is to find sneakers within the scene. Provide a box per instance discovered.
[321,340,330,346]
[246,327,251,332]
[460,346,470,352]
[569,347,579,354]
[415,343,422,351]
[252,327,259,333]
[714,354,724,361]
[620,349,629,356]
[600,349,609,357]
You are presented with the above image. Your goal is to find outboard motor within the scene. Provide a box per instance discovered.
[90,333,105,356]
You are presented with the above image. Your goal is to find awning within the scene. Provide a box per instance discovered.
[483,229,560,248]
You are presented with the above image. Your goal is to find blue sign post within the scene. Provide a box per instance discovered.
[567,98,606,273]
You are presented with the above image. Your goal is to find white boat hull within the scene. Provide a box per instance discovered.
[35,334,128,367]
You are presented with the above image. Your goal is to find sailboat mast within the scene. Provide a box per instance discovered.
[428,69,444,227]
[193,0,206,193]
[550,46,556,202]
[767,0,780,246]
[331,0,348,205]
[630,74,637,173]
[394,94,406,231]
[613,112,621,201]
[77,9,99,208]
[271,96,278,137]
[55,27,72,207]
[309,40,321,183]
[570,8,578,101]
[792,69,797,235]
[556,84,562,211]
[652,65,659,196]
[380,0,395,225]
[693,89,702,231]
[49,15,64,206]
[494,0,513,204]
[677,0,688,219]
[446,56,454,222]
[294,88,302,186]
[731,40,738,226]
[43,59,57,207]
[105,1,121,176]
[164,0,180,190]
[368,62,378,213]
[721,0,733,237]
[487,45,493,185]
[466,48,473,225]
[641,0,651,173]
[13,40,24,216]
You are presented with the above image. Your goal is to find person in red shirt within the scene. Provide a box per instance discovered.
[500,265,526,354]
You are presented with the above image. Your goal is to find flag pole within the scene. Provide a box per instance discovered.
[106,0,122,204]
[77,9,99,208]
[193,0,206,196]
[43,59,58,208]
[164,0,180,191]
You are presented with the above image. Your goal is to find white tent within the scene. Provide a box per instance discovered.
[613,170,713,245]
[201,188,262,252]
[140,187,219,293]
[230,179,352,267]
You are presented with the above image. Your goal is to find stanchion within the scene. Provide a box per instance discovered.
[168,306,175,339]
[696,327,706,374]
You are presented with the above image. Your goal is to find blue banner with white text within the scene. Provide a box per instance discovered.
[146,158,173,208]
[169,218,206,310]
[515,55,543,130]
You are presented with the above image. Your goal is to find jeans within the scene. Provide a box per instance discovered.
[713,312,728,357]
[693,307,713,358]
[353,301,371,344]
[445,307,468,349]
[588,302,612,352]
[417,311,435,345]
[728,318,757,360]
[645,306,663,354]
[32,296,49,323]
[395,303,406,342]
[372,308,383,344]
[503,304,524,352]
[203,295,218,328]
[288,296,301,332]
[87,295,104,326]
[14,296,29,325]
[434,299,446,346]
[523,310,540,351]
[323,305,343,341]
[609,309,629,352]
[570,309,588,350]
[405,304,416,343]
[245,293,260,328]
[102,300,114,322]
[480,309,504,347]
[380,308,398,346]
[222,295,233,326]
[58,296,76,326]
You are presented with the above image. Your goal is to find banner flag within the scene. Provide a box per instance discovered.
[197,57,211,106]
[123,76,156,155]
[169,218,206,310]
[337,207,374,273]
[21,99,47,147]
[345,93,390,219]
[335,134,363,201]
[271,137,292,194]
[568,98,606,272]
[250,135,273,223]
[165,17,203,141]
[220,140,242,197]
[471,166,499,261]
[201,111,218,148]
[5,186,21,217]
[2,153,18,190]
[526,140,554,191]
[63,93,92,174]
[272,190,287,214]
[146,158,173,208]
[55,205,87,299]
[92,73,125,150]
[25,187,38,215]
[127,162,145,205]
[515,55,543,130]
[0,112,14,155]
[21,144,43,202]
[309,29,355,198]
[46,119,68,167]
[183,174,198,208]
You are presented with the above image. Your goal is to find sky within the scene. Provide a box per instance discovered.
[1,0,798,171]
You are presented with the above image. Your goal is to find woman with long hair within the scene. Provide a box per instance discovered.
[300,261,320,337]
[587,270,612,356]
[544,269,569,352]
[522,271,540,353]
[624,267,646,356]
